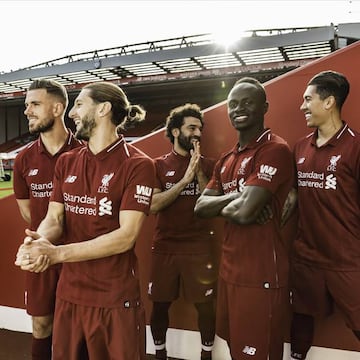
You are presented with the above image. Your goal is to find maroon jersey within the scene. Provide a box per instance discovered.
[207,129,294,288]
[13,131,83,230]
[51,136,155,308]
[152,150,216,254]
[293,123,360,270]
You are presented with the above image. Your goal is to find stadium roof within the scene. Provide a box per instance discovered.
[0,22,359,100]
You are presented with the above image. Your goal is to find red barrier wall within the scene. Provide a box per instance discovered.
[1,40,360,353]
[0,195,27,308]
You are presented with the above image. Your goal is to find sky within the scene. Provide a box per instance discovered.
[1,0,359,73]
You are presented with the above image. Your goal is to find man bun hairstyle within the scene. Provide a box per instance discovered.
[83,82,146,132]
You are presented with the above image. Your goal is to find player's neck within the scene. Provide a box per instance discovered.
[40,121,69,156]
[173,143,188,157]
[87,125,118,155]
[316,117,343,147]
[238,126,265,150]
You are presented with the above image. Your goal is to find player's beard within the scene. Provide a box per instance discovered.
[75,113,96,141]
[178,132,200,152]
[29,117,55,135]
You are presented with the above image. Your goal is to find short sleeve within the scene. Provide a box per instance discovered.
[120,156,156,214]
[245,143,294,193]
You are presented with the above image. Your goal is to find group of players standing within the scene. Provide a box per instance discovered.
[13,69,360,360]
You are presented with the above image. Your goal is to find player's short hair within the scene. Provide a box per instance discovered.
[308,70,349,110]
[232,77,267,103]
[28,79,68,108]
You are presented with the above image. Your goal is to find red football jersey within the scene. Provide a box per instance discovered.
[13,131,83,230]
[293,123,360,270]
[51,136,156,307]
[207,129,294,288]
[152,150,216,254]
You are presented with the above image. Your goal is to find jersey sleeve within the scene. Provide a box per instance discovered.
[154,158,164,190]
[13,153,29,200]
[50,154,66,204]
[120,156,156,214]
[203,157,216,179]
[206,158,224,194]
[246,143,294,193]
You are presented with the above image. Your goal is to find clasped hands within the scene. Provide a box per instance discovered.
[15,229,55,273]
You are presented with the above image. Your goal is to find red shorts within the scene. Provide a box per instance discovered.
[216,277,290,360]
[25,264,61,316]
[52,298,146,360]
[291,261,360,330]
[148,252,217,303]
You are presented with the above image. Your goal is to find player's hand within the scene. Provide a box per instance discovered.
[256,204,273,224]
[15,229,55,272]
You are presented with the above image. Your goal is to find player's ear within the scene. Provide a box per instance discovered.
[172,128,180,138]
[99,101,112,117]
[324,95,335,110]
[53,102,65,117]
[263,101,269,114]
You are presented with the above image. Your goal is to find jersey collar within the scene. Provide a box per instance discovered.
[233,128,271,153]
[310,121,349,147]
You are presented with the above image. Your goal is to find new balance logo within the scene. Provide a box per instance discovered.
[65,175,77,183]
[243,345,256,356]
[28,169,38,176]
[297,157,305,164]
[325,174,337,190]
[205,289,213,297]
[99,197,112,216]
[165,171,175,176]
[136,185,152,196]
[148,282,153,295]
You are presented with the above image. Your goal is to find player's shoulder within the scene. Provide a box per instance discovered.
[58,145,85,162]
[269,133,291,148]
[344,125,360,141]
[14,140,37,162]
[125,143,155,169]
[201,155,216,166]
[69,137,85,149]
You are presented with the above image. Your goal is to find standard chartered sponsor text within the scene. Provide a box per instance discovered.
[64,192,97,216]
[31,181,53,198]
[297,170,324,188]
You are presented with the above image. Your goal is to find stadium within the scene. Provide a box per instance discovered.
[1,21,360,360]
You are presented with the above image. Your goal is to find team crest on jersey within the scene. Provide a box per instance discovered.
[98,173,114,193]
[28,169,38,176]
[238,157,252,175]
[327,155,341,172]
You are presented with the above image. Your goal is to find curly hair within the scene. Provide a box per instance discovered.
[165,103,203,144]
